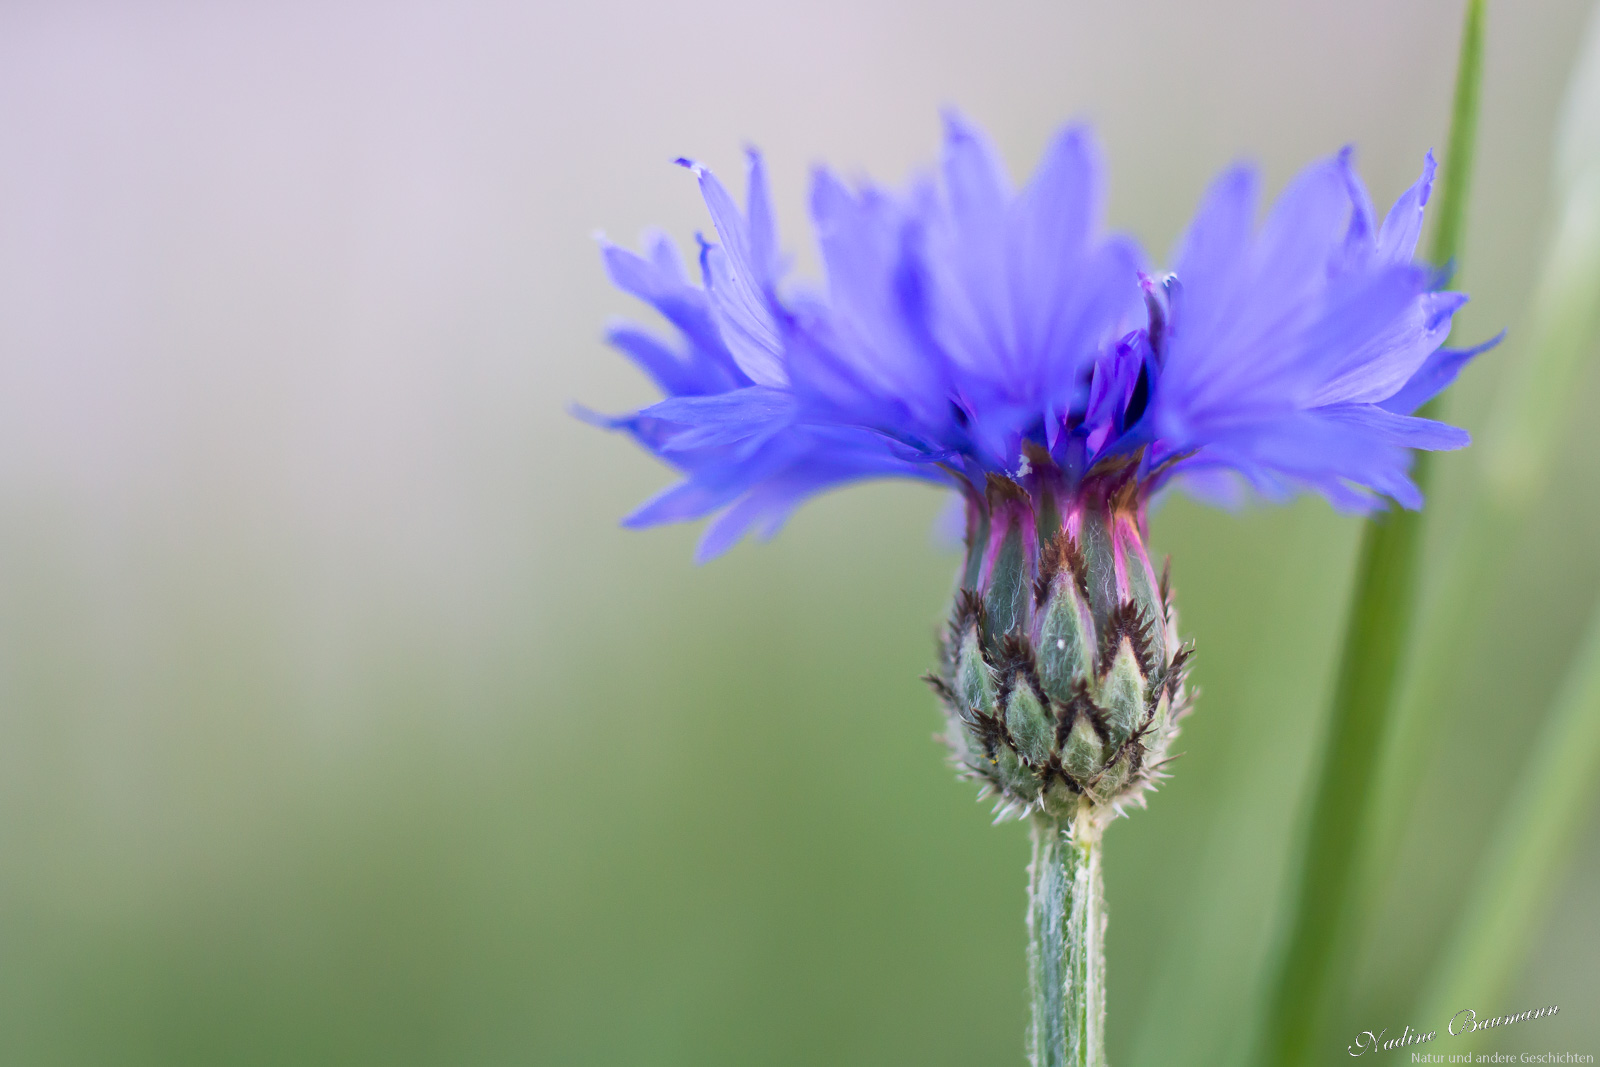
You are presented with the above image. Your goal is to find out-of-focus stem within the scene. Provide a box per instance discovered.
[1414,597,1600,1042]
[1257,505,1431,1067]
[1368,175,1600,894]
[1253,5,1486,1064]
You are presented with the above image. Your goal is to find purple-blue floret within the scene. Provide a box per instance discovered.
[582,114,1496,559]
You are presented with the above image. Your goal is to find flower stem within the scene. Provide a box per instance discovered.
[1028,806,1106,1067]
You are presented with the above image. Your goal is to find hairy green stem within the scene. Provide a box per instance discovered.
[1028,807,1105,1067]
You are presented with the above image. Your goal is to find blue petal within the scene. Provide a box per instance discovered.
[694,466,836,561]
[1253,154,1353,299]
[1380,330,1503,414]
[1169,163,1258,347]
[1298,269,1444,406]
[600,239,737,372]
[1376,151,1437,266]
[744,149,780,283]
[624,478,743,527]
[623,432,813,527]
[606,323,735,397]
[680,158,788,387]
[1319,402,1471,451]
[940,109,1011,229]
[1010,127,1143,394]
[1337,147,1380,265]
[1016,125,1100,261]
[929,117,1017,387]
[804,170,955,429]
[693,433,941,559]
[641,387,797,452]
[589,118,1496,556]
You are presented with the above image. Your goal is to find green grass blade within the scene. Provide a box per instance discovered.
[1425,0,1485,286]
[1252,5,1485,1065]
[1366,0,1600,911]
[1414,599,1600,1045]
[1254,517,1431,1067]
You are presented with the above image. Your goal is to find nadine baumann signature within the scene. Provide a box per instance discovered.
[1348,1005,1565,1056]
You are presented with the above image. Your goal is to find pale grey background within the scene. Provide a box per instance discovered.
[0,2,1593,1064]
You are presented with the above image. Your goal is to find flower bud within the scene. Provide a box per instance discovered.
[931,468,1193,824]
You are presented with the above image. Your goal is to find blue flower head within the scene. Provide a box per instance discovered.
[584,115,1495,560]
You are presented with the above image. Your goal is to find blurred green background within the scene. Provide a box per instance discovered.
[0,1,1596,1063]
